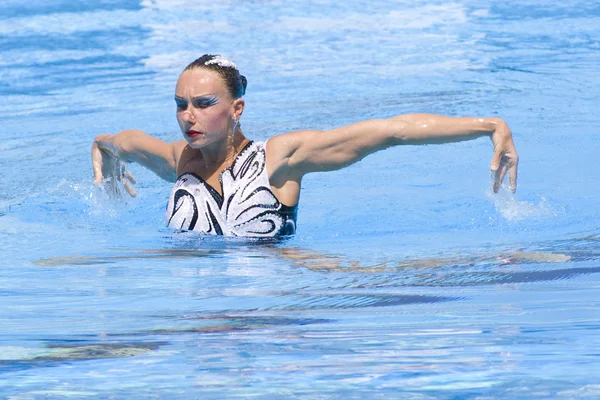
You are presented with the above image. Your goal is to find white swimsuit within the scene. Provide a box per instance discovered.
[165,141,298,237]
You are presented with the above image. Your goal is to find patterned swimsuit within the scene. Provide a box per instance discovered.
[165,141,297,237]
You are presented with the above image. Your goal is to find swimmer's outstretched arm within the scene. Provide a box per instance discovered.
[92,130,187,194]
[269,114,518,192]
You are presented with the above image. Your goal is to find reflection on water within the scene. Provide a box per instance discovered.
[139,315,331,335]
[0,342,167,373]
[29,342,166,362]
[9,234,600,398]
[0,316,330,369]
[36,240,573,274]
[264,293,460,310]
[35,248,225,266]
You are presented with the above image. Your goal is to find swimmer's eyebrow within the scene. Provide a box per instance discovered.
[174,94,218,100]
[193,94,218,100]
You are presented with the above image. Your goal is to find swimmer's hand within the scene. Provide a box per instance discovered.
[490,119,518,193]
[92,135,137,197]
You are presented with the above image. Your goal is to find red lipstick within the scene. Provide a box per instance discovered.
[186,130,203,138]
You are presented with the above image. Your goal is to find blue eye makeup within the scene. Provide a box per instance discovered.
[174,95,218,111]
[174,97,188,109]
[192,96,218,108]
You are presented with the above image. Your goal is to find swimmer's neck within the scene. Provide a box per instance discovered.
[196,127,247,167]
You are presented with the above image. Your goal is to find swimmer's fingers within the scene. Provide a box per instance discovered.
[493,161,508,193]
[489,120,518,193]
[491,152,518,193]
[490,148,504,192]
[123,180,137,197]
[92,142,134,198]
[123,169,137,185]
[508,159,518,193]
[498,148,519,193]
[490,150,502,174]
[121,166,137,197]
[92,143,106,185]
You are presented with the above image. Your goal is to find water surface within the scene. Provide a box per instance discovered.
[1,0,600,398]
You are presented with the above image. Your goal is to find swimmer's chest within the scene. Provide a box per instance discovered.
[177,160,227,196]
[175,142,300,207]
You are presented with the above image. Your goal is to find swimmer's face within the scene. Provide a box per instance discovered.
[175,68,243,149]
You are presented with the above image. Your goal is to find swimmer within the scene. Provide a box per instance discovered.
[91,54,519,237]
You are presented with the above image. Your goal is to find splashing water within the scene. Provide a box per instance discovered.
[486,185,559,221]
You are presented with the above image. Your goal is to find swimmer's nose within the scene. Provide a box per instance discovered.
[181,109,196,124]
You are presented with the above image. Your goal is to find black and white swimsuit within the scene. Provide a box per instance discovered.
[166,141,297,237]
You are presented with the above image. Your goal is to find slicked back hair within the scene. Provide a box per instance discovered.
[184,54,247,99]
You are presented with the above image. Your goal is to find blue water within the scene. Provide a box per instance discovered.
[1,0,600,397]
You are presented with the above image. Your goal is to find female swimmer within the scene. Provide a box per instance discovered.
[91,54,518,237]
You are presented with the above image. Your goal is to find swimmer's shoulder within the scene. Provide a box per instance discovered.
[266,130,319,181]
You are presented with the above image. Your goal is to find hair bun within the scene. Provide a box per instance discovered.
[240,75,247,96]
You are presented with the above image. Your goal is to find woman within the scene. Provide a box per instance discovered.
[92,54,519,237]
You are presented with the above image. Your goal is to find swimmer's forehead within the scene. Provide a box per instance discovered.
[175,68,228,98]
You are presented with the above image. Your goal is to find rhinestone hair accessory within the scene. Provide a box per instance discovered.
[204,55,237,69]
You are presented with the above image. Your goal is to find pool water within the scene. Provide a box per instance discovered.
[1,0,600,397]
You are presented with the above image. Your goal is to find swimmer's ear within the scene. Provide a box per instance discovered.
[232,98,244,120]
